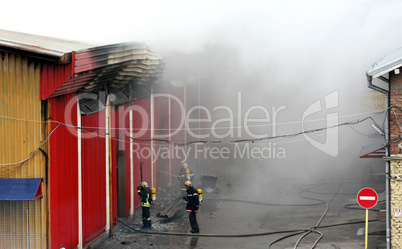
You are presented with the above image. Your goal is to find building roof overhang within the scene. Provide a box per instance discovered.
[0,29,165,103]
[367,47,402,79]
[359,140,386,158]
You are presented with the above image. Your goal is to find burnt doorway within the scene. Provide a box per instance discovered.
[117,153,126,217]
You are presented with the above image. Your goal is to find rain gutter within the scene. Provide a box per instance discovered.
[366,74,390,249]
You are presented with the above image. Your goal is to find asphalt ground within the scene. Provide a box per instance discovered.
[94,169,386,249]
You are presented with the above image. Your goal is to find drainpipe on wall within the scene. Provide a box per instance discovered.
[168,96,172,187]
[151,85,155,188]
[184,83,187,157]
[77,98,83,249]
[105,94,111,233]
[129,103,134,216]
[366,74,390,249]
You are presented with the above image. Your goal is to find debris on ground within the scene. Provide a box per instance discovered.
[200,175,218,192]
[157,196,187,219]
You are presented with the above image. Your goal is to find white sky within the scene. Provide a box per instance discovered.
[2,0,402,54]
[1,0,398,162]
[1,0,402,95]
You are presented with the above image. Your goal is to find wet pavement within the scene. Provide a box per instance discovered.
[94,167,386,249]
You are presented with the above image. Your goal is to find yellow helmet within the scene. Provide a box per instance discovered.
[140,181,148,188]
[184,180,192,187]
[182,163,188,169]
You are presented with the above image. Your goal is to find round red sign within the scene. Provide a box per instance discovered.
[357,187,378,209]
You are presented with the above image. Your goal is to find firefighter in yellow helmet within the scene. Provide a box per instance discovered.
[182,180,200,233]
[137,181,152,228]
[178,163,194,191]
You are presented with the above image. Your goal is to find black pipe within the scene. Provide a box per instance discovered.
[39,148,49,249]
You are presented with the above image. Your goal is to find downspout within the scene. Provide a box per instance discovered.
[151,85,155,188]
[39,148,49,249]
[168,96,172,187]
[105,93,111,234]
[129,103,134,216]
[77,98,83,249]
[184,84,187,157]
[366,74,390,249]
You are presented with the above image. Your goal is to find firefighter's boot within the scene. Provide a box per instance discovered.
[141,218,148,228]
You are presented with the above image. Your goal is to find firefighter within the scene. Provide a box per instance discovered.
[178,163,194,192]
[183,180,200,233]
[137,181,152,228]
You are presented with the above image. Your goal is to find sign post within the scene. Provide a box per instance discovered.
[357,187,378,249]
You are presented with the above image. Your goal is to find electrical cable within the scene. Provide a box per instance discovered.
[0,111,385,145]
[346,124,374,137]
[0,123,61,167]
[56,116,378,146]
[0,123,61,176]
[392,109,402,133]
[0,110,384,132]
[0,110,393,168]
[3,113,387,169]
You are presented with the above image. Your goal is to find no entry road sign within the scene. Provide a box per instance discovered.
[357,187,378,209]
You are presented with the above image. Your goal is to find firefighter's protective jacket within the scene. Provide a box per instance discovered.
[138,187,152,207]
[178,167,194,182]
[186,186,199,212]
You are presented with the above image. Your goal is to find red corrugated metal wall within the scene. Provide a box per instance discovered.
[169,90,186,181]
[118,98,159,214]
[154,99,160,191]
[40,54,75,100]
[119,103,131,217]
[154,94,170,188]
[111,107,118,225]
[81,111,107,246]
[132,98,155,209]
[49,93,79,249]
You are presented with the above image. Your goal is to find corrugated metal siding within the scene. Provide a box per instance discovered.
[0,200,42,248]
[0,52,44,249]
[131,98,155,209]
[81,111,107,246]
[120,103,132,217]
[49,93,79,249]
[110,108,118,225]
[153,94,171,188]
[40,54,75,100]
[169,90,186,180]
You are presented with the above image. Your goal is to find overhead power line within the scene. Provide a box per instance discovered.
[0,114,392,169]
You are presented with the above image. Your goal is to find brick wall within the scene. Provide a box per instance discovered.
[390,158,402,247]
[390,68,402,154]
[388,67,402,247]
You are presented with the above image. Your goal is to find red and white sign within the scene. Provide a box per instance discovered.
[357,187,378,209]
[395,208,402,217]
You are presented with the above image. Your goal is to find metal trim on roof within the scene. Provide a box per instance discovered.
[1,29,165,101]
[47,43,164,98]
[367,47,402,78]
[0,178,43,201]
[0,29,93,64]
